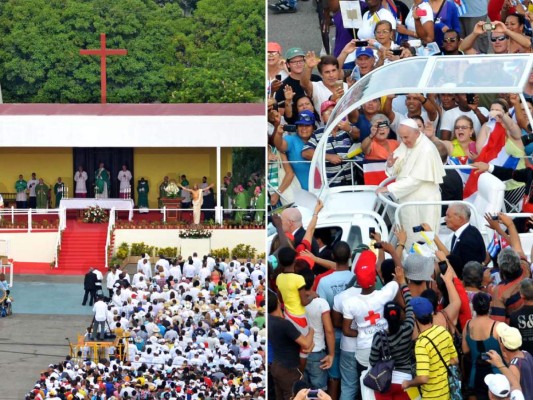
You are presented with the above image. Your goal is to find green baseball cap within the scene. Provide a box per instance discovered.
[285,47,305,61]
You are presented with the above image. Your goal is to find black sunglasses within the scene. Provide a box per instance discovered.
[491,35,509,42]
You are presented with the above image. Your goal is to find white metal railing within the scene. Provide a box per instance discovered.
[0,207,61,232]
[105,207,116,268]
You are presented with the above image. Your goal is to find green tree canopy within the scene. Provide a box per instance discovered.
[0,0,264,103]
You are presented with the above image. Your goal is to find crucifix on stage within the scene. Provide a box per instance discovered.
[80,33,127,104]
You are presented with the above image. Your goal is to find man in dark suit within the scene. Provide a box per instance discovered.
[280,207,320,256]
[427,202,486,279]
[82,267,98,306]
[313,229,333,275]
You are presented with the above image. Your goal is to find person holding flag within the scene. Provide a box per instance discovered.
[440,115,478,184]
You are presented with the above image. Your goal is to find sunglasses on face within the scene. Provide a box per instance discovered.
[375,30,390,35]
[443,37,459,43]
[289,59,305,65]
[491,35,509,42]
[298,114,314,123]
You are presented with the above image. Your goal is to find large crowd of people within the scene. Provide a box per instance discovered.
[26,253,267,400]
[267,1,533,399]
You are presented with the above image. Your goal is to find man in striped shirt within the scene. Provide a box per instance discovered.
[402,297,458,399]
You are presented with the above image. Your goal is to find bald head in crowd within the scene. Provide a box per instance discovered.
[281,207,303,233]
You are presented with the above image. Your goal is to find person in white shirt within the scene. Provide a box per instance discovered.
[199,265,211,285]
[117,165,132,199]
[342,252,399,371]
[155,255,170,275]
[301,53,348,112]
[230,256,241,270]
[192,253,203,276]
[74,166,88,198]
[206,254,216,271]
[250,266,263,288]
[92,268,103,296]
[106,266,117,298]
[92,296,109,340]
[183,259,196,279]
[358,0,397,40]
[218,258,228,273]
[236,267,249,285]
[169,263,182,282]
[140,258,152,280]
[439,94,489,140]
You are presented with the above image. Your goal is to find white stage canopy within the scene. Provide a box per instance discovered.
[0,103,264,147]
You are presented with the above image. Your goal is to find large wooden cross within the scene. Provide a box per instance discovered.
[80,33,127,104]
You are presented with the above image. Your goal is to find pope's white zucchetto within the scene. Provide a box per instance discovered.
[400,118,420,130]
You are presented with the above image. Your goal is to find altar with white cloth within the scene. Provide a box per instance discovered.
[59,198,134,220]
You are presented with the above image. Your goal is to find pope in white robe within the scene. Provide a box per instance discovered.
[377,119,445,247]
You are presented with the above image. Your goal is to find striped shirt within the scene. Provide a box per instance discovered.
[369,286,415,375]
[415,325,458,399]
[303,128,355,186]
[490,269,527,323]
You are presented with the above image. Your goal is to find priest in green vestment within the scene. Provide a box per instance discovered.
[35,179,49,209]
[254,185,266,224]
[15,175,28,209]
[54,177,65,208]
[137,178,149,211]
[233,185,248,224]
[94,163,110,198]
[158,176,169,208]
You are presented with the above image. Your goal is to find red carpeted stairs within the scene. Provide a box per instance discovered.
[57,220,108,274]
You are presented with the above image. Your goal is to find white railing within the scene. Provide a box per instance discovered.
[0,207,61,232]
[157,207,263,224]
[105,207,116,268]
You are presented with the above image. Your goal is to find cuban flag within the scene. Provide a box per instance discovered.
[487,232,509,258]
[448,155,471,184]
[363,160,388,185]
[463,122,520,202]
[453,0,468,16]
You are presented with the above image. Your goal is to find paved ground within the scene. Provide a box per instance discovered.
[0,268,137,399]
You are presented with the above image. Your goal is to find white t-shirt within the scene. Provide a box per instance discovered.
[93,300,108,322]
[342,281,399,366]
[333,286,362,352]
[405,3,434,40]
[358,8,397,40]
[440,106,489,136]
[305,297,331,352]
[311,81,349,113]
[183,263,196,278]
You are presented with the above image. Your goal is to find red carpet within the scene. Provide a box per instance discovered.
[12,211,220,275]
[57,220,108,274]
